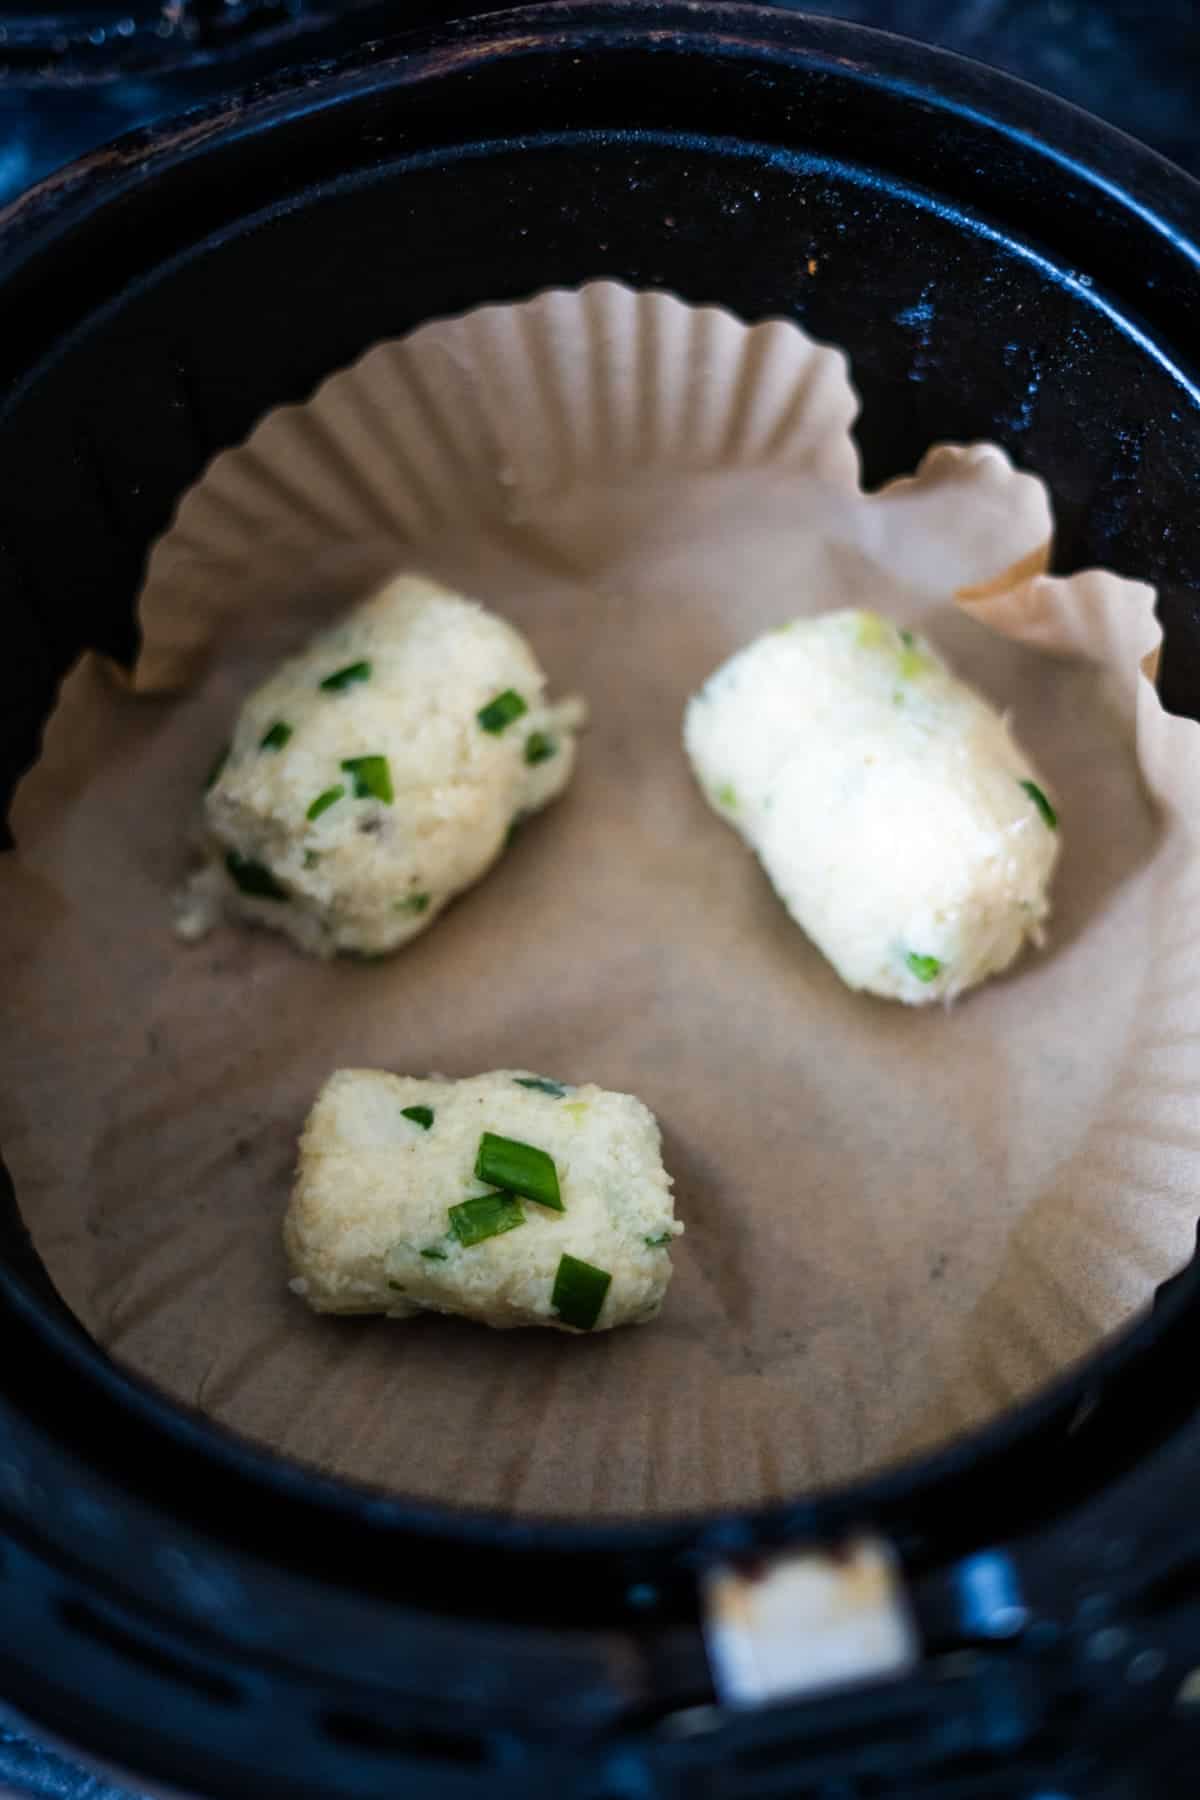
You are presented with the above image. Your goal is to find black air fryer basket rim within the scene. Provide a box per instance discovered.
[2,0,1200,1605]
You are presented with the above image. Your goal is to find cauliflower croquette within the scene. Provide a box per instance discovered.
[284,1069,682,1333]
[684,608,1061,1004]
[177,574,584,957]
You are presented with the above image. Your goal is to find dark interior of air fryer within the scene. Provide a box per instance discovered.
[4,7,1200,1798]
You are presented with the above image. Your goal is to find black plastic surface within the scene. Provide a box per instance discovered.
[3,5,1200,1796]
[2,2,1198,211]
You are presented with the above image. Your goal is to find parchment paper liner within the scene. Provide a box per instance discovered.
[2,282,1197,1518]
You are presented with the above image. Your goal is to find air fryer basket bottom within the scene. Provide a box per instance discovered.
[3,275,1198,1520]
[0,0,1198,1630]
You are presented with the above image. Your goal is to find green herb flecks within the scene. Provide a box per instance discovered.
[855,611,889,650]
[307,784,345,821]
[475,1131,562,1210]
[394,892,430,915]
[449,1191,526,1248]
[205,746,230,791]
[897,629,929,680]
[715,782,738,810]
[905,951,942,984]
[1019,778,1058,831]
[514,1076,567,1098]
[478,689,528,735]
[645,1232,673,1248]
[402,1105,434,1131]
[341,755,394,804]
[319,660,371,693]
[420,1245,448,1261]
[524,731,557,766]
[225,851,288,902]
[552,1254,612,1331]
[259,720,293,752]
[303,850,321,869]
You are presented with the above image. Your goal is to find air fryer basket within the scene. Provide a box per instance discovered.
[4,6,1200,1796]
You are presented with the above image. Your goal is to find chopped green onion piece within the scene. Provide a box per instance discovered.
[449,1191,526,1248]
[341,755,394,804]
[225,851,288,901]
[420,1245,448,1261]
[402,1105,434,1131]
[205,745,229,791]
[303,850,321,869]
[855,611,888,649]
[319,660,371,692]
[898,637,927,680]
[477,689,528,734]
[1019,778,1058,830]
[387,1279,406,1293]
[551,1254,612,1331]
[394,892,430,915]
[524,731,556,766]
[715,782,738,810]
[905,951,942,983]
[259,720,292,752]
[514,1076,567,1097]
[307,784,345,821]
[645,1231,672,1248]
[475,1132,563,1210]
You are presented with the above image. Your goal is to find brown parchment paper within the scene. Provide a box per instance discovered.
[2,282,1199,1519]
